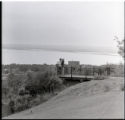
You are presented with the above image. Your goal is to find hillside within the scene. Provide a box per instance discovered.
[3,77,124,119]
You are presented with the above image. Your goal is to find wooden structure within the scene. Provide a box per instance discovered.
[59,74,94,82]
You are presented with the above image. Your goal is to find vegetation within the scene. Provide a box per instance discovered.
[2,62,124,117]
[2,65,64,117]
[117,39,124,58]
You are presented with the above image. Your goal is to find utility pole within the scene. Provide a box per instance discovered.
[93,66,94,76]
[71,65,72,80]
[70,60,73,80]
[79,65,82,75]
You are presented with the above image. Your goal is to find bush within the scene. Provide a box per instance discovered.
[8,95,32,113]
[25,71,63,95]
[2,86,9,98]
[49,75,63,90]
[8,73,27,95]
[3,69,64,116]
[8,99,15,114]
[19,89,29,96]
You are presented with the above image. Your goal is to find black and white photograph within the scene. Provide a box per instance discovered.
[2,0,124,119]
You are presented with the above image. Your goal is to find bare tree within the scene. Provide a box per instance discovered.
[114,36,124,58]
[117,39,124,58]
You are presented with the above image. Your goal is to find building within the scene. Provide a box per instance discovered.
[68,61,80,67]
[67,61,80,75]
[56,59,81,75]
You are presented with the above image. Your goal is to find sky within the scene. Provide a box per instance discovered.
[2,1,124,65]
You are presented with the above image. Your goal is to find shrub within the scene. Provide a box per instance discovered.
[49,75,63,90]
[2,86,9,98]
[8,94,32,113]
[25,71,63,95]
[18,88,26,96]
[7,73,27,95]
[8,99,15,114]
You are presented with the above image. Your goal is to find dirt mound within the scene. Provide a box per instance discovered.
[52,77,124,101]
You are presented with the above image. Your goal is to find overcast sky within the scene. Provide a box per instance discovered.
[2,1,124,65]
